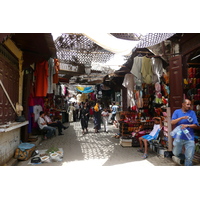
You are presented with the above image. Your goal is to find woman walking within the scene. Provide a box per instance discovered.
[80,103,89,134]
[93,103,101,133]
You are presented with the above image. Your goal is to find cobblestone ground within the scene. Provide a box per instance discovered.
[17,119,178,166]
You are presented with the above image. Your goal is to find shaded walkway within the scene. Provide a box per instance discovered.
[17,119,177,166]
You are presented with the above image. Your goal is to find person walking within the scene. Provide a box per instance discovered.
[101,107,109,133]
[93,102,101,133]
[171,99,199,166]
[111,102,119,128]
[80,103,89,134]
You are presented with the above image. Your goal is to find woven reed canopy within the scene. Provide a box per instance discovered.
[55,33,140,83]
[55,33,115,65]
[54,33,175,84]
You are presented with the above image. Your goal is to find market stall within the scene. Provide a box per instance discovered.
[111,49,170,156]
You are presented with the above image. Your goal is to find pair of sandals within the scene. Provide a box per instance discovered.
[82,129,88,135]
[137,148,148,159]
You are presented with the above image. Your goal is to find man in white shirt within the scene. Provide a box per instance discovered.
[38,111,57,139]
[44,111,68,135]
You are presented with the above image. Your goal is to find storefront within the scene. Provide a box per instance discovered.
[169,33,200,164]
[0,33,58,165]
[108,48,170,153]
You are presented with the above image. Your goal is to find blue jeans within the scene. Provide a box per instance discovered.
[43,126,56,137]
[173,139,195,166]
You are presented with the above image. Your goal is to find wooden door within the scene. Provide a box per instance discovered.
[169,55,183,115]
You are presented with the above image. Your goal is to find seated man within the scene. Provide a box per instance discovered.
[44,111,68,136]
[138,117,163,159]
[38,111,57,139]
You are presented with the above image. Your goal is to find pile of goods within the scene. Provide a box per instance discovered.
[30,146,63,164]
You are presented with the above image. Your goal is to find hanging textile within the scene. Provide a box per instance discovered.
[53,58,60,84]
[141,57,152,84]
[76,86,94,93]
[130,56,143,80]
[84,33,175,56]
[77,93,88,103]
[83,33,139,56]
[34,60,48,97]
[47,58,55,94]
[151,57,163,84]
[122,73,136,108]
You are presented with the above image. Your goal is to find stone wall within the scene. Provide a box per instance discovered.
[0,129,20,166]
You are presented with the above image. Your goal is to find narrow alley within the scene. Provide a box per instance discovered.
[17,119,177,167]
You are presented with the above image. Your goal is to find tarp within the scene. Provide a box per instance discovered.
[83,33,139,56]
[76,86,93,93]
[83,33,175,56]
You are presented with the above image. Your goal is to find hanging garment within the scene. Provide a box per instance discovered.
[61,84,66,96]
[53,59,60,84]
[141,57,152,84]
[154,82,162,104]
[33,105,43,122]
[130,56,143,80]
[47,58,55,94]
[135,90,143,108]
[68,105,76,122]
[151,58,163,84]
[122,73,136,108]
[34,60,48,97]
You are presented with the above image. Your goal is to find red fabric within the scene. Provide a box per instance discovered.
[53,59,60,84]
[34,60,48,97]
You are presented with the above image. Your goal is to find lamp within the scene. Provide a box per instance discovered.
[85,65,91,75]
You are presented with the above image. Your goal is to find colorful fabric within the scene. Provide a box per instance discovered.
[94,103,99,112]
[76,86,94,93]
[34,60,48,97]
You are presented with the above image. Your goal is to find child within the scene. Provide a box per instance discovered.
[101,108,109,133]
[138,117,163,159]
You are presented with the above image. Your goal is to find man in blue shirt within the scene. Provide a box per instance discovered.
[171,99,199,166]
[111,102,119,128]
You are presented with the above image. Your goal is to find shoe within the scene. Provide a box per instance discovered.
[43,136,47,140]
[137,149,144,153]
[142,153,148,159]
[63,126,69,130]
[58,133,64,135]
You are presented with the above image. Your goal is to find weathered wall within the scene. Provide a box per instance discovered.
[0,129,20,166]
